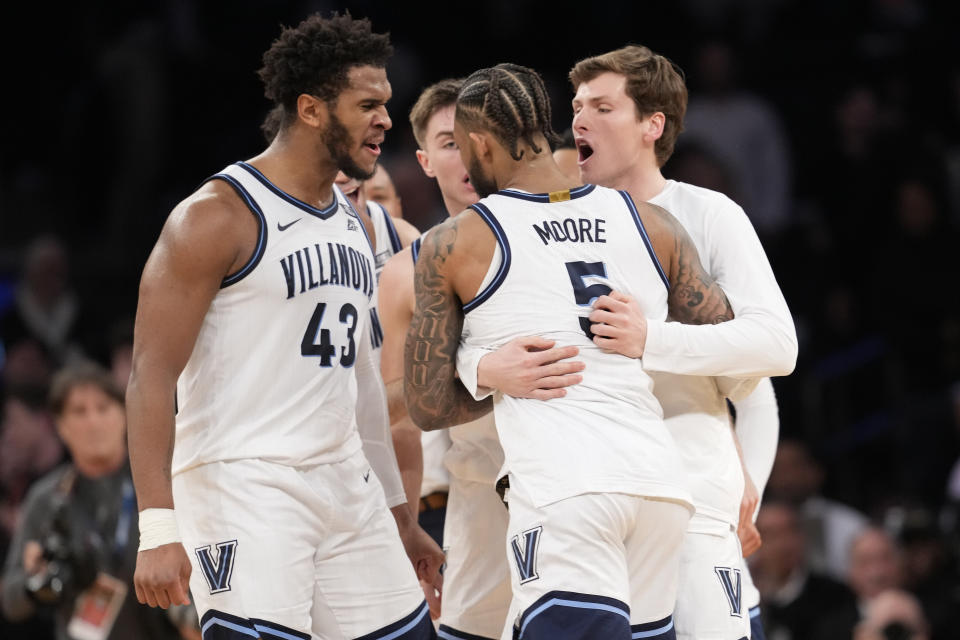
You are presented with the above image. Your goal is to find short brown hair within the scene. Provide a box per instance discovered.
[569,45,687,167]
[49,361,124,416]
[409,78,463,148]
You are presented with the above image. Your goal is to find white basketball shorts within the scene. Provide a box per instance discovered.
[172,450,430,639]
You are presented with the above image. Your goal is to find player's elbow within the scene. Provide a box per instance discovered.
[762,328,798,377]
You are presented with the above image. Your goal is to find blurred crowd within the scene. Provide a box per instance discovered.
[1,0,959,638]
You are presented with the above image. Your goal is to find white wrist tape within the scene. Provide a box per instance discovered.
[138,508,182,551]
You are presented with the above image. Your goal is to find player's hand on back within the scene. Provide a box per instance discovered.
[134,543,192,609]
[477,336,584,400]
[589,291,648,358]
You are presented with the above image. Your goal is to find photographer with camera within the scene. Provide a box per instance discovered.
[2,361,180,640]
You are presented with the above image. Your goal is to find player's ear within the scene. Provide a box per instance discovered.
[415,149,435,178]
[645,112,665,142]
[468,131,491,161]
[297,94,329,129]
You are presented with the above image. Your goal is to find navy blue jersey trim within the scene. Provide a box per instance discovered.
[462,203,511,314]
[437,624,494,640]
[517,590,629,638]
[496,184,595,202]
[199,609,310,640]
[236,161,339,220]
[631,614,674,638]
[203,174,268,289]
[352,600,430,640]
[618,190,670,292]
[377,202,403,253]
[411,237,422,264]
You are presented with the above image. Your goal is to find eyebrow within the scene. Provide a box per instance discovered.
[432,130,454,140]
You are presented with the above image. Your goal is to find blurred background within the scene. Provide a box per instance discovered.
[1,0,959,638]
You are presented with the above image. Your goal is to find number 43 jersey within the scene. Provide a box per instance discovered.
[173,162,377,476]
[460,185,691,510]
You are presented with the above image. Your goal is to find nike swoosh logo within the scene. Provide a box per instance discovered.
[277,218,302,231]
[363,470,371,483]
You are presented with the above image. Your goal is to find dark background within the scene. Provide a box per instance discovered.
[2,0,960,595]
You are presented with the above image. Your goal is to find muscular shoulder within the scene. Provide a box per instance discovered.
[417,209,494,302]
[151,180,256,281]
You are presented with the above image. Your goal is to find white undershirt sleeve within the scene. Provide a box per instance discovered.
[642,199,798,378]
[731,377,779,509]
[455,344,495,401]
[355,324,406,508]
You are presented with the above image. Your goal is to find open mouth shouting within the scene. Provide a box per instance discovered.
[576,137,595,165]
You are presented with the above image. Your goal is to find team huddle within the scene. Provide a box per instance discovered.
[125,12,797,640]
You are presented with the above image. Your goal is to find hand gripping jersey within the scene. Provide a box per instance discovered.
[460,185,691,509]
[173,162,377,475]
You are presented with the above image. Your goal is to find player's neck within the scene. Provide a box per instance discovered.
[249,135,340,209]
[616,162,667,203]
[499,152,578,195]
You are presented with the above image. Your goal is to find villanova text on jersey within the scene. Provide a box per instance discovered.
[279,242,376,301]
[532,217,607,245]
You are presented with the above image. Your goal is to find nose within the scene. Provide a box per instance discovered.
[375,106,392,131]
[572,109,588,133]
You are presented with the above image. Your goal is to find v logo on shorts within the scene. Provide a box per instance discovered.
[196,540,238,594]
[510,526,543,584]
[714,566,743,617]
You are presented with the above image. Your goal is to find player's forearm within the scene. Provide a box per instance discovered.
[390,417,424,518]
[126,368,177,510]
[731,377,780,496]
[385,378,409,424]
[643,310,797,377]
[356,346,407,508]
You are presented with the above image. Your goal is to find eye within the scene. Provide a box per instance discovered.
[443,141,458,150]
[598,106,611,113]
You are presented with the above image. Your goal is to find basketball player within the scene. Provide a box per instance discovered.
[380,78,586,637]
[566,46,794,639]
[126,14,441,639]
[402,63,762,639]
[366,164,404,218]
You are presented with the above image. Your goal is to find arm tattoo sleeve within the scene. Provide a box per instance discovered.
[403,219,492,430]
[662,210,735,325]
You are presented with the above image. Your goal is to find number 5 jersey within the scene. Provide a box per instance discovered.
[173,162,377,475]
[459,184,691,510]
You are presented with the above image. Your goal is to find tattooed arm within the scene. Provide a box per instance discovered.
[404,214,493,431]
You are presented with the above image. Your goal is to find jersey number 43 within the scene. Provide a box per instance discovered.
[301,302,357,367]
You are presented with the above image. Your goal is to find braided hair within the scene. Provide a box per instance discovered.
[457,63,561,161]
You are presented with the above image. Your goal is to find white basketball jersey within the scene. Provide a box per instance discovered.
[648,180,746,530]
[173,162,377,475]
[461,185,690,509]
[365,201,401,365]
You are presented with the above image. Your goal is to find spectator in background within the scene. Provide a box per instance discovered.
[366,163,404,218]
[0,394,63,543]
[854,590,930,640]
[767,438,869,579]
[818,527,904,639]
[751,500,855,640]
[1,362,180,640]
[887,507,960,640]
[683,40,792,236]
[0,237,85,365]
